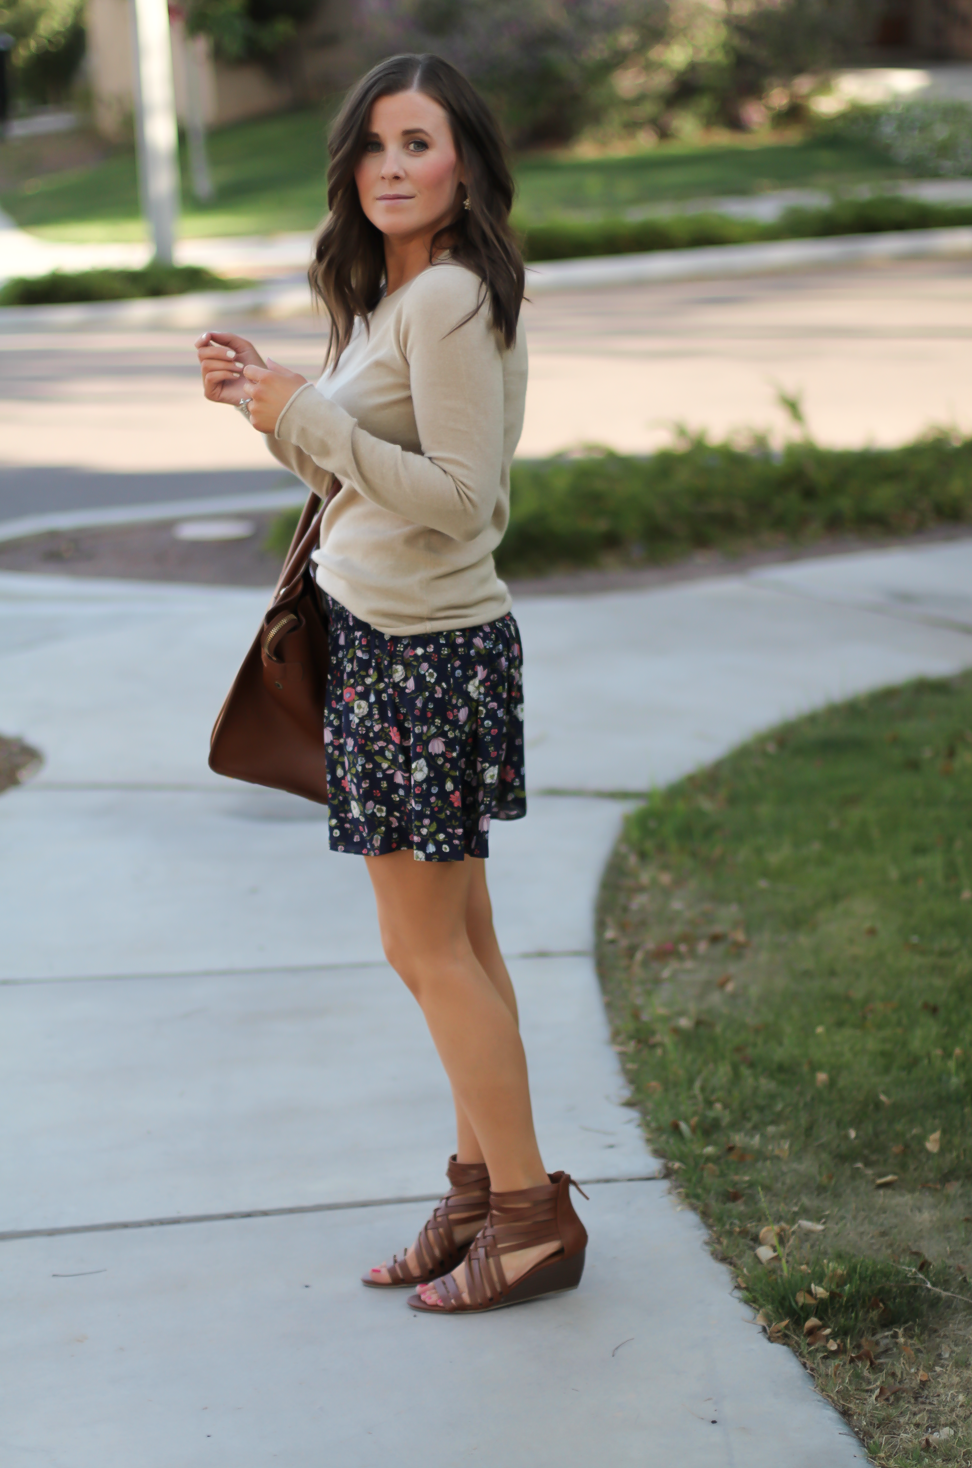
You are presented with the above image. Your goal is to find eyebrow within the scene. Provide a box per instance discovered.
[364,127,433,139]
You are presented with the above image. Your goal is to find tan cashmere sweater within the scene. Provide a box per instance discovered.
[267,259,528,636]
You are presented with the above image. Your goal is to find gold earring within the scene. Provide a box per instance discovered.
[463,197,471,211]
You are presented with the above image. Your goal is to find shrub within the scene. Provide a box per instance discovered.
[0,263,249,306]
[518,195,972,261]
[846,98,972,179]
[267,429,972,579]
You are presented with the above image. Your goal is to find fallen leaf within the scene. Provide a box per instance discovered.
[901,1344,915,1360]
[848,1127,856,1140]
[754,1245,777,1265]
[716,972,733,989]
[879,1093,892,1106]
[925,1129,942,1154]
[803,1316,822,1335]
[875,1383,908,1401]
[796,1219,826,1233]
[826,1339,840,1352]
[810,1283,830,1300]
[874,1175,898,1188]
[891,1144,906,1155]
[755,1309,771,1328]
[806,1328,832,1348]
[866,1296,885,1313]
[918,1370,929,1383]
[645,1081,662,1094]
[795,1290,813,1305]
[758,1225,778,1247]
[816,1072,829,1087]
[850,1347,876,1367]
[726,1189,743,1202]
[768,1319,789,1342]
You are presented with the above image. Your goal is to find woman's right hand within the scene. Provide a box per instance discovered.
[194,330,267,407]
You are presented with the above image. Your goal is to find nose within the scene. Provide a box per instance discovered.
[380,149,405,181]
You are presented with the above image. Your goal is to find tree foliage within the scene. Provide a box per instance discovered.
[185,0,319,66]
[0,0,85,106]
[353,0,666,148]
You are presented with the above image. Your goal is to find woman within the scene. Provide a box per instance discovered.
[195,53,586,1315]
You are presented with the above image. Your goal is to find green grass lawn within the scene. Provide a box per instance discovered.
[0,108,909,243]
[597,674,972,1466]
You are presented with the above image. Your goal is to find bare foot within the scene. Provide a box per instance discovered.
[416,1237,560,1307]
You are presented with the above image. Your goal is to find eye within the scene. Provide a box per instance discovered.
[363,140,382,153]
[408,139,429,153]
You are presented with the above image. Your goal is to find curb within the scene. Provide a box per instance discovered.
[2,225,971,330]
[0,485,308,545]
[525,224,972,293]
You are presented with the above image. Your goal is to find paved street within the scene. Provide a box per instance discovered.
[2,258,971,522]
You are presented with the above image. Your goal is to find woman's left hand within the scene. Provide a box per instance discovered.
[241,358,309,434]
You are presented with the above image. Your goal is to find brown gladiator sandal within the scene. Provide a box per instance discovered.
[361,1155,490,1289]
[407,1171,589,1314]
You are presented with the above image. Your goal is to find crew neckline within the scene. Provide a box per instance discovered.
[381,253,456,304]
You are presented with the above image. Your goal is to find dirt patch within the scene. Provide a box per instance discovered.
[2,517,971,597]
[0,736,42,794]
[0,516,284,588]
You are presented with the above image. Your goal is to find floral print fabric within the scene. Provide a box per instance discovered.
[323,595,527,862]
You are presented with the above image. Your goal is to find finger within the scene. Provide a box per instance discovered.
[242,364,269,382]
[198,346,244,368]
[203,370,244,390]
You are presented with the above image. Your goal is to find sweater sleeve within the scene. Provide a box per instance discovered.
[273,267,505,543]
[264,429,336,498]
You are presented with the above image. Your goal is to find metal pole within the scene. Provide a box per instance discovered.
[185,31,214,202]
[130,0,180,264]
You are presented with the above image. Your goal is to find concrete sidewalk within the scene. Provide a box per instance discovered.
[2,542,972,1465]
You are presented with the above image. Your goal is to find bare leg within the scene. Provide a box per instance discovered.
[368,858,516,1279]
[452,858,519,1164]
[365,852,558,1301]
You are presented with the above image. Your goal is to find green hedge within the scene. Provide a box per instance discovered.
[0,263,250,307]
[267,430,972,579]
[520,194,972,261]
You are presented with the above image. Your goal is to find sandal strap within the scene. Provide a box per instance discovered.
[386,1155,490,1286]
[431,1171,589,1311]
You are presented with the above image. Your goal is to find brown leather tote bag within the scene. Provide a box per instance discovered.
[208,477,341,805]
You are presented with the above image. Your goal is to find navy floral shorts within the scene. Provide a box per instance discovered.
[323,595,527,862]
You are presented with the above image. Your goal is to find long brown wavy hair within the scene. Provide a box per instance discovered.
[309,53,525,368]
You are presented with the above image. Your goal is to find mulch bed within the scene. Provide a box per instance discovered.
[0,736,42,795]
[1,518,970,597]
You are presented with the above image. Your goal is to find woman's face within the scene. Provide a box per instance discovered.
[354,89,464,244]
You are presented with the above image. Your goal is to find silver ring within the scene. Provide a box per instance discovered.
[237,397,252,421]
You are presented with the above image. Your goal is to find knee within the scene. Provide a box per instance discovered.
[379,926,422,995]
